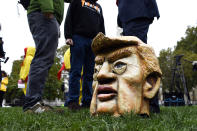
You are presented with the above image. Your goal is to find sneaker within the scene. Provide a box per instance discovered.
[68,102,81,110]
[24,102,53,114]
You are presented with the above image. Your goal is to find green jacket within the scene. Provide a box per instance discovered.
[27,0,64,25]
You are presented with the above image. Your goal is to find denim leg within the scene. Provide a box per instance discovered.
[23,11,59,110]
[81,38,94,105]
[67,35,85,104]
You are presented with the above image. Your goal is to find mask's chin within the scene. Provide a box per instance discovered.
[96,98,118,114]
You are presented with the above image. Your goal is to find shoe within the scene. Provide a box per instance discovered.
[68,102,81,110]
[24,102,65,114]
[149,93,160,113]
[150,105,160,113]
[24,102,53,113]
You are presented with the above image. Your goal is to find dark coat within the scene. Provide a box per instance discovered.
[118,0,160,23]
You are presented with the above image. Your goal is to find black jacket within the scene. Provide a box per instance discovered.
[118,0,160,23]
[64,0,105,39]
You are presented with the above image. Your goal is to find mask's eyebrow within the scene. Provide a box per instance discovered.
[107,48,134,63]
[95,55,105,65]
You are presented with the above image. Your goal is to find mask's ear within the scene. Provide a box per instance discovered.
[143,72,161,99]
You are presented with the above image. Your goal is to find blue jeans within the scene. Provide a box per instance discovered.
[23,11,59,111]
[67,35,94,106]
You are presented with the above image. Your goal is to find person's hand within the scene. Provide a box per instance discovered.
[0,37,3,44]
[18,79,25,84]
[43,12,54,19]
[66,39,73,46]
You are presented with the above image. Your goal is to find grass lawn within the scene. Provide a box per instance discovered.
[0,106,197,131]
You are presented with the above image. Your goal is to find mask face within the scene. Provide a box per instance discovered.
[90,33,162,117]
[90,47,144,116]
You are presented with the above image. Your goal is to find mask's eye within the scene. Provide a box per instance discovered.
[94,67,99,74]
[93,65,101,81]
[112,61,127,75]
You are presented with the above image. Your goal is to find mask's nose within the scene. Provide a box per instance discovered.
[97,62,116,85]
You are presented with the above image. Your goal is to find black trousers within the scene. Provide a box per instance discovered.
[122,17,153,43]
[0,91,5,107]
[122,17,160,113]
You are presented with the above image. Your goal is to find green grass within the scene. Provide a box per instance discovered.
[0,106,197,131]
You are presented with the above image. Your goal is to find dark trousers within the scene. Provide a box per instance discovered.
[67,35,94,106]
[122,17,160,113]
[23,11,59,111]
[122,17,153,43]
[0,66,2,82]
[149,92,160,113]
[0,91,5,107]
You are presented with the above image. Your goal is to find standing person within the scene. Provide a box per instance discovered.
[23,0,64,113]
[18,47,35,95]
[0,23,6,82]
[57,48,83,106]
[116,0,160,113]
[116,0,160,43]
[0,71,8,107]
[64,0,105,110]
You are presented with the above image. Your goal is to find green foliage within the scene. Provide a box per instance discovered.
[56,44,69,61]
[6,45,69,102]
[173,50,197,90]
[158,48,174,92]
[5,60,24,103]
[44,56,62,100]
[56,44,70,81]
[174,26,197,90]
[0,106,197,130]
[43,45,70,100]
[176,26,197,53]
[159,25,197,92]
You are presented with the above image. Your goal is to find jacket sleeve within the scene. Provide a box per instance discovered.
[64,0,78,39]
[39,0,54,13]
[99,7,105,35]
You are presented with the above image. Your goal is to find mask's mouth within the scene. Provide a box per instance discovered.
[97,86,117,101]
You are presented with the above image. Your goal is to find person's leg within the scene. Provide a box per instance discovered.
[149,92,160,113]
[67,35,85,108]
[0,66,2,82]
[64,92,69,107]
[122,17,153,43]
[122,17,160,113]
[0,91,5,107]
[23,11,59,111]
[81,38,94,107]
